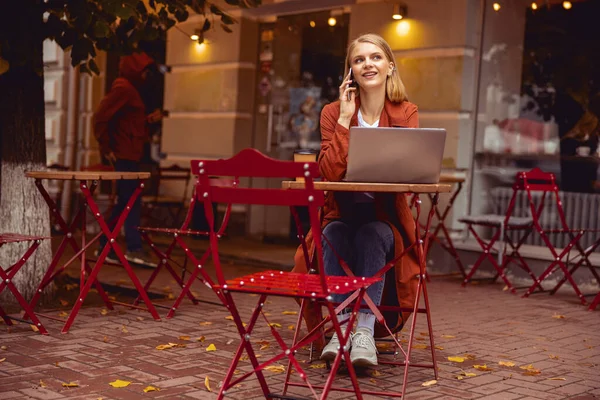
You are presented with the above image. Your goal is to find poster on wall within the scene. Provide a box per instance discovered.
[278,87,322,150]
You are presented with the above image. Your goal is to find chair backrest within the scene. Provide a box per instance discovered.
[155,164,192,199]
[190,148,325,286]
[504,167,569,231]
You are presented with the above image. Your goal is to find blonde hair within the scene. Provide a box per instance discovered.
[344,33,408,103]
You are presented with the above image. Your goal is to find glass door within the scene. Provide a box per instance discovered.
[248,10,349,240]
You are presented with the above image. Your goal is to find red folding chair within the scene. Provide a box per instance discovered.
[458,172,540,292]
[516,169,600,304]
[195,149,380,399]
[0,233,49,334]
[135,177,234,318]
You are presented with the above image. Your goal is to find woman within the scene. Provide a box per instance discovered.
[292,33,421,367]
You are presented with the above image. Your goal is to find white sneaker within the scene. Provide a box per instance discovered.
[350,328,378,367]
[320,333,342,361]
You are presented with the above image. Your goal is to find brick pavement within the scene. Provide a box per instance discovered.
[1,260,599,400]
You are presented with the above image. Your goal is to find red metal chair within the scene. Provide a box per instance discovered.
[141,164,192,228]
[194,149,380,399]
[135,177,234,318]
[458,172,538,292]
[0,233,49,334]
[516,169,600,303]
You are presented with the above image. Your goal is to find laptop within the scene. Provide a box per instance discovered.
[345,127,447,183]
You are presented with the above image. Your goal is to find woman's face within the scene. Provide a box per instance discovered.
[349,42,393,91]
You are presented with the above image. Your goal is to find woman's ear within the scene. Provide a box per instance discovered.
[388,63,395,76]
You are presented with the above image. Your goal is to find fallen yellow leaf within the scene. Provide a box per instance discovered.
[463,354,477,360]
[434,345,444,350]
[206,343,217,352]
[269,323,282,328]
[308,363,326,369]
[143,386,160,392]
[62,382,78,387]
[205,376,212,392]
[288,324,295,330]
[196,336,206,342]
[474,364,493,371]
[39,380,47,387]
[199,321,213,326]
[371,370,382,377]
[178,336,190,341]
[413,344,428,349]
[519,364,537,371]
[58,311,68,317]
[109,379,131,388]
[65,283,78,291]
[499,361,516,367]
[552,314,565,319]
[59,299,69,306]
[369,378,377,383]
[260,343,270,351]
[225,316,234,321]
[121,326,128,333]
[282,311,298,315]
[441,334,456,339]
[155,343,177,350]
[547,377,566,381]
[30,325,39,332]
[0,358,5,363]
[448,356,465,363]
[421,380,437,387]
[100,309,108,315]
[523,369,541,376]
[264,365,285,373]
[549,355,559,359]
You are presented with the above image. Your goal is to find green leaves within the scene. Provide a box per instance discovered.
[35,0,263,75]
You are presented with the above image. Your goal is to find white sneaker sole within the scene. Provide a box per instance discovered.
[351,355,378,367]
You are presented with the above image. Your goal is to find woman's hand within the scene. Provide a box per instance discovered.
[338,70,356,129]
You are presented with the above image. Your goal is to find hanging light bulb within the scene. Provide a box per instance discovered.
[562,1,572,9]
[309,20,316,28]
[328,17,337,26]
[190,34,199,41]
[493,2,501,11]
[531,2,538,10]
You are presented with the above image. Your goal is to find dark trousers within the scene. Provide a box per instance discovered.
[99,159,143,252]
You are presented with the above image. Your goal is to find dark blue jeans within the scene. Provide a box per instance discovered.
[99,159,143,252]
[322,220,394,313]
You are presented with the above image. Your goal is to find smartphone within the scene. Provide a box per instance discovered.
[348,70,358,100]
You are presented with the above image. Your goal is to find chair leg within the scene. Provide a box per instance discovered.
[589,291,600,311]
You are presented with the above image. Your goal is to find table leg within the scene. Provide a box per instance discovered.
[64,180,160,331]
[27,179,113,317]
[426,183,467,278]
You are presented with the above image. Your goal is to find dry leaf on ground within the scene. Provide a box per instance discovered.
[100,309,108,315]
[59,299,69,306]
[463,354,477,360]
[552,314,565,319]
[288,325,295,330]
[206,344,217,352]
[197,336,206,342]
[549,355,559,359]
[225,316,234,321]
[143,386,160,392]
[434,345,444,350]
[39,380,47,387]
[0,358,5,363]
[448,356,465,363]
[30,325,39,332]
[260,343,270,350]
[121,326,128,333]
[109,380,131,388]
[264,365,285,373]
[308,363,326,369]
[205,376,212,392]
[62,382,78,387]
[441,335,456,339]
[269,323,282,328]
[155,343,181,350]
[58,311,68,317]
[456,371,477,380]
[421,380,437,387]
[547,377,566,381]
[371,370,383,377]
[178,336,190,341]
[282,311,298,315]
[473,364,493,371]
[413,344,427,349]
[499,361,515,367]
[199,322,213,326]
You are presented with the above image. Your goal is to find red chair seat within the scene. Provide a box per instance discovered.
[220,270,380,298]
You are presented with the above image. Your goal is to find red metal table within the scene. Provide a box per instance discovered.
[25,170,160,333]
[281,180,451,399]
[425,174,467,278]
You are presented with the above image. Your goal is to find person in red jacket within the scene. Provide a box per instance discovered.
[93,52,159,266]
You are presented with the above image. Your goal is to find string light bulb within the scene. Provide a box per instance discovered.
[190,34,199,41]
[309,20,316,28]
[531,2,537,10]
[563,1,572,9]
[493,2,501,11]
[328,17,337,26]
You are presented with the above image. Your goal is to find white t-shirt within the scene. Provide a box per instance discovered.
[354,109,377,202]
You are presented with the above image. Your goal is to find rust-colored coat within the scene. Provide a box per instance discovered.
[291,97,420,339]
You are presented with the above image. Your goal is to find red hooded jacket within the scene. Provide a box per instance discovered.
[93,52,154,161]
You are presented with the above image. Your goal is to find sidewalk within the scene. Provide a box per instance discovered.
[1,237,599,399]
